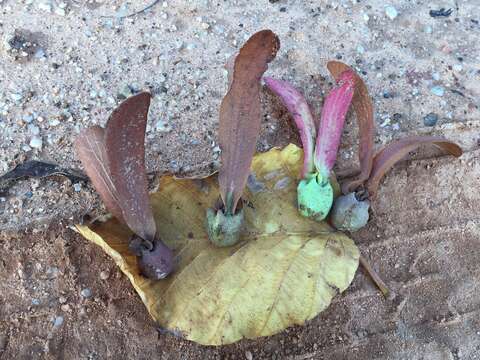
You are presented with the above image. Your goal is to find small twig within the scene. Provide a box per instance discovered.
[359,254,390,298]
[101,0,161,19]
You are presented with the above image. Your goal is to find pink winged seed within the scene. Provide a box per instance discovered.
[264,77,317,178]
[314,70,355,178]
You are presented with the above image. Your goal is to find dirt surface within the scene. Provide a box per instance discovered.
[1,0,480,359]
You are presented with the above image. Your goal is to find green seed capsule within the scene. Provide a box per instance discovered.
[206,207,244,247]
[330,192,370,232]
[297,173,333,222]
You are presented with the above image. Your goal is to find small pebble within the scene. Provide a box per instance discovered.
[29,136,43,149]
[245,351,253,360]
[423,112,438,126]
[80,288,92,298]
[99,270,110,280]
[385,5,398,20]
[38,1,52,13]
[383,91,393,99]
[424,25,433,34]
[22,114,34,123]
[430,85,445,96]
[452,64,463,72]
[28,124,40,135]
[155,120,172,133]
[54,7,66,16]
[31,298,40,306]
[380,118,391,127]
[10,93,23,102]
[393,113,402,121]
[49,119,60,127]
[53,316,64,327]
[117,84,134,100]
[34,48,46,59]
[73,183,82,192]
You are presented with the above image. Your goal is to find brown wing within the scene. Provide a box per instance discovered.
[74,126,125,223]
[104,92,157,241]
[218,29,280,214]
[367,136,462,198]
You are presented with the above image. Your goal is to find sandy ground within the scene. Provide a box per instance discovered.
[1,0,480,358]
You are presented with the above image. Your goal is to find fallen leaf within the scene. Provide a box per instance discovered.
[76,144,359,345]
[0,160,86,195]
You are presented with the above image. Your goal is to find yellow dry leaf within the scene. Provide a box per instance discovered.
[76,144,359,345]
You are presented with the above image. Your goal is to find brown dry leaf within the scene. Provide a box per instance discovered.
[327,61,375,193]
[76,144,359,345]
[367,136,463,197]
[218,29,280,213]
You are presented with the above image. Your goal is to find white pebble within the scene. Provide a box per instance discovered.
[452,64,463,72]
[99,271,110,280]
[49,119,60,126]
[22,114,34,123]
[430,86,445,97]
[29,136,43,149]
[80,288,92,298]
[10,93,23,102]
[38,1,52,12]
[385,5,398,20]
[54,7,66,16]
[28,125,40,135]
[53,316,64,327]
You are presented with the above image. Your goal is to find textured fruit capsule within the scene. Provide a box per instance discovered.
[206,207,244,247]
[330,192,370,232]
[297,173,333,221]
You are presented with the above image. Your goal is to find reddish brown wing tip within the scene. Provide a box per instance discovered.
[434,141,463,157]
[254,29,280,63]
[109,92,151,120]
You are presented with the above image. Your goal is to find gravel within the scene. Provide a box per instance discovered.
[0,0,479,231]
[385,5,398,20]
[423,112,439,126]
[80,288,92,299]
